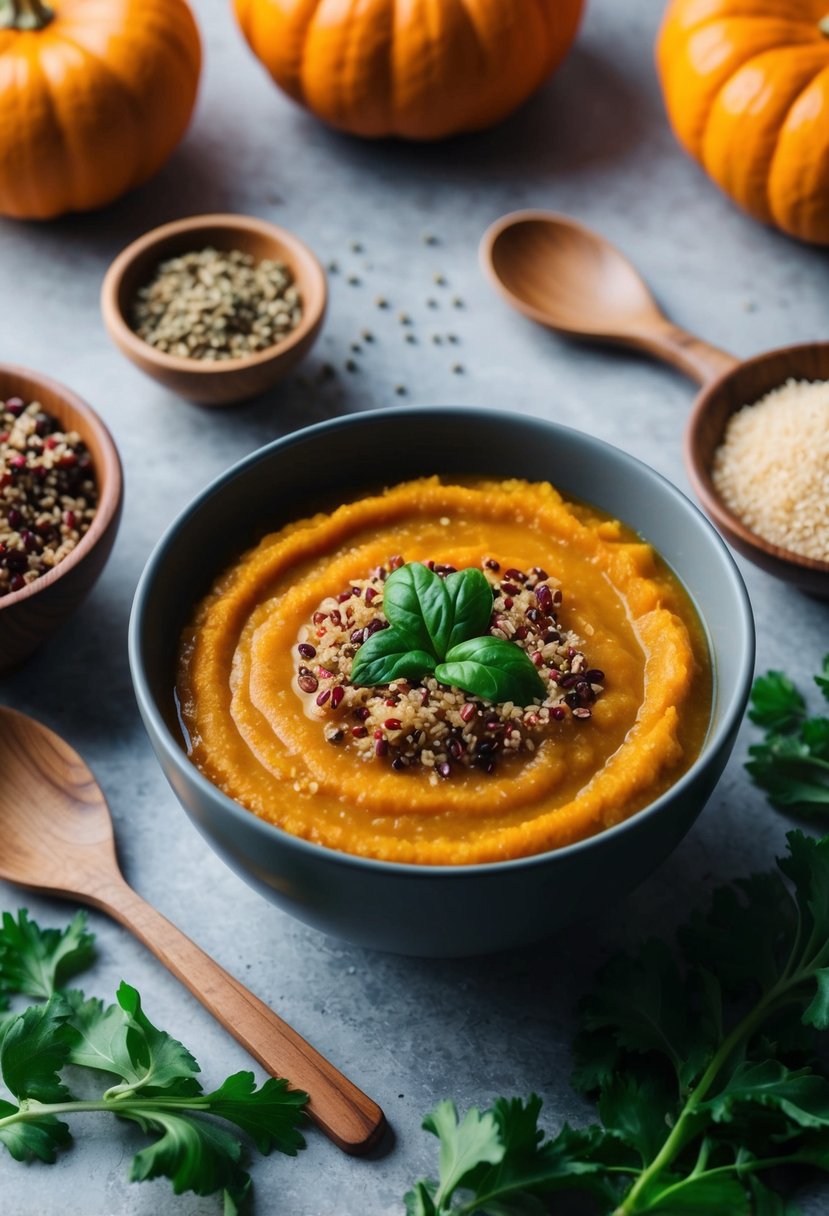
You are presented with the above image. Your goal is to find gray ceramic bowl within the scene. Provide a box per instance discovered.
[129,408,754,957]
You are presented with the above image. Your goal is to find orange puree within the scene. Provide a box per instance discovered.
[177,478,711,865]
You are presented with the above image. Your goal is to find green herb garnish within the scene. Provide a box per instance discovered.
[0,909,307,1212]
[350,562,545,704]
[406,832,829,1214]
[434,636,547,706]
[0,909,95,1001]
[747,654,829,815]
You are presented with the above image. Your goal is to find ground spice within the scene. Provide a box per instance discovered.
[0,398,97,597]
[712,378,829,561]
[132,247,302,361]
[294,559,604,780]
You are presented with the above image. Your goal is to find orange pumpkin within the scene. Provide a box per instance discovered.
[657,0,829,245]
[233,0,584,140]
[0,0,201,220]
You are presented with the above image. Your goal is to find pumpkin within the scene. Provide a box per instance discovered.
[233,0,584,140]
[657,0,829,245]
[0,0,201,220]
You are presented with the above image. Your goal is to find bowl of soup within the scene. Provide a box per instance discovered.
[129,407,754,956]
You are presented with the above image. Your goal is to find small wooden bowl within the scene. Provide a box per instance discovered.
[685,342,829,598]
[0,365,123,672]
[101,214,327,407]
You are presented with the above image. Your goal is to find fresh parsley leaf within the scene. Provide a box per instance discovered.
[748,670,806,733]
[1,997,74,1103]
[435,637,545,705]
[349,625,435,687]
[574,939,712,1093]
[423,1100,505,1210]
[204,1072,307,1156]
[597,1075,675,1166]
[409,832,829,1214]
[0,909,95,1000]
[0,954,309,1213]
[105,981,202,1098]
[679,870,796,996]
[747,659,829,817]
[66,985,201,1098]
[703,1058,829,1128]
[0,1098,70,1164]
[127,1108,250,1205]
[413,1103,616,1213]
[408,1097,626,1215]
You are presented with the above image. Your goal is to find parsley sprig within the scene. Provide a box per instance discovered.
[408,832,829,1214]
[747,654,829,815]
[0,909,307,1212]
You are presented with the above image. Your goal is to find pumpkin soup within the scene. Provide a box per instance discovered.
[177,477,711,865]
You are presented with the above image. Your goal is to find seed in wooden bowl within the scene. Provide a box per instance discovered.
[0,398,97,598]
[131,247,303,362]
[712,378,829,561]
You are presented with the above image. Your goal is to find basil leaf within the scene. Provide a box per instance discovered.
[382,564,451,658]
[350,626,436,687]
[444,568,494,653]
[435,637,545,705]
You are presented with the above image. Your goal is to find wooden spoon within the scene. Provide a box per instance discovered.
[480,209,829,597]
[0,706,386,1155]
[481,209,737,385]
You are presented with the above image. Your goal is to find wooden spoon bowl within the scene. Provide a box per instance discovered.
[481,211,829,596]
[0,364,123,672]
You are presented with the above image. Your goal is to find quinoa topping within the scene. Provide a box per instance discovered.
[132,247,303,362]
[293,558,605,779]
[0,397,97,598]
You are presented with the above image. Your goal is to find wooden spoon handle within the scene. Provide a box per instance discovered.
[94,878,386,1154]
[626,319,738,386]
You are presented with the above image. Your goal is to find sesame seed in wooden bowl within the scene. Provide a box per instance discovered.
[685,342,829,599]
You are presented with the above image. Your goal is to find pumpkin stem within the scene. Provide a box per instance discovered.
[820,15,829,36]
[0,0,54,30]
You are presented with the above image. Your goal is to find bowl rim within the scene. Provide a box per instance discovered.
[129,405,755,878]
[684,341,829,579]
[0,363,123,611]
[100,212,328,377]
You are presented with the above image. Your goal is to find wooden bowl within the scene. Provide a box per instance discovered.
[685,342,829,598]
[0,365,123,672]
[101,214,327,407]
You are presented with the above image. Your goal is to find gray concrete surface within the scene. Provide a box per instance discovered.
[1,1,828,1212]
